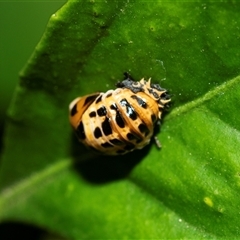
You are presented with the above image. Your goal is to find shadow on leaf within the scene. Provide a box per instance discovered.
[0,221,66,240]
[70,133,150,184]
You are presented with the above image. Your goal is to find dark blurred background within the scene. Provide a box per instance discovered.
[0,3,66,239]
[0,2,65,153]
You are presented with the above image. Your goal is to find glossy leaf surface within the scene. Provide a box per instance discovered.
[1,1,240,239]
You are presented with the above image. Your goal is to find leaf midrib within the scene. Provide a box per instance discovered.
[166,75,240,121]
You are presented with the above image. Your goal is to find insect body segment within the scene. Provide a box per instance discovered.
[69,76,171,155]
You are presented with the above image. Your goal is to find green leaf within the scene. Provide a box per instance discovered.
[1,0,240,239]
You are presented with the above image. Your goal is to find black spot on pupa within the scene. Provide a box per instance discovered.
[153,92,159,99]
[158,106,163,111]
[160,92,170,100]
[120,98,137,120]
[95,95,102,104]
[94,127,102,139]
[102,117,112,136]
[70,103,78,116]
[127,133,135,141]
[127,132,142,143]
[110,104,116,110]
[106,92,112,98]
[138,123,149,135]
[116,114,125,128]
[97,106,107,117]
[84,94,99,106]
[148,88,159,99]
[110,138,124,145]
[110,104,125,128]
[89,111,96,118]
[151,114,157,123]
[131,95,147,109]
[136,139,142,143]
[76,121,85,140]
[101,142,113,148]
